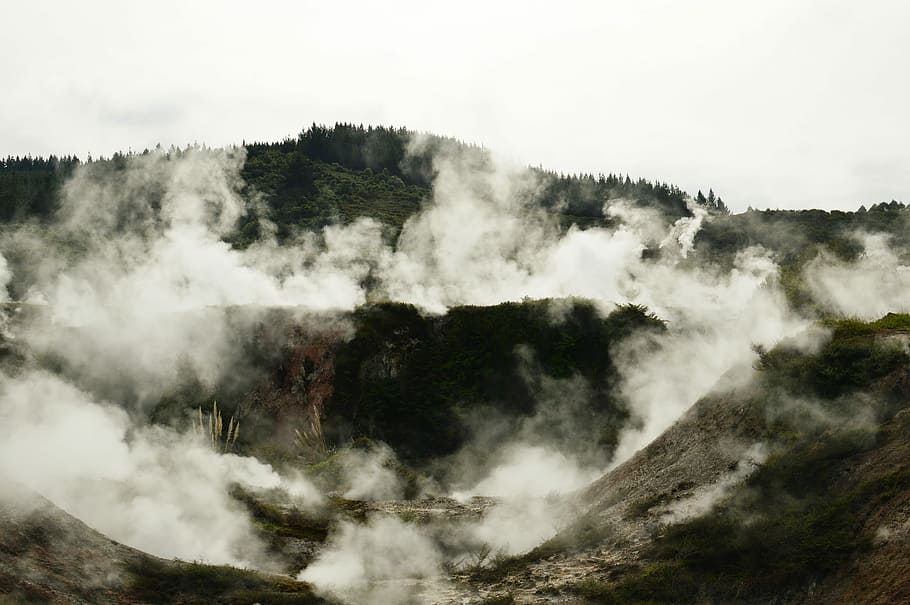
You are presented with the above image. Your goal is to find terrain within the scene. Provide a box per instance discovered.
[1,124,909,604]
[0,481,329,605]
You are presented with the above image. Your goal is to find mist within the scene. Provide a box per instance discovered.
[2,135,907,603]
[0,370,321,568]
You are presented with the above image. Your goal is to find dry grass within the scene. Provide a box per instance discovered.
[192,400,240,453]
[294,412,327,460]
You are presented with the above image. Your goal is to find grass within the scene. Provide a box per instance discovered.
[568,562,699,605]
[822,312,910,337]
[230,486,331,542]
[626,481,695,519]
[127,558,329,605]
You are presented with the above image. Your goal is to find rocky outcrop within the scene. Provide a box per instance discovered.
[238,317,350,458]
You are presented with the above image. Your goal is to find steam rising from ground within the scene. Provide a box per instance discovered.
[0,370,320,568]
[805,232,910,318]
[658,442,768,525]
[338,443,408,501]
[299,516,443,605]
[0,139,903,599]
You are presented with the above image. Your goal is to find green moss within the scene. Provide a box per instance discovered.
[870,312,910,331]
[230,486,330,543]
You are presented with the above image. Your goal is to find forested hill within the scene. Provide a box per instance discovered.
[0,123,720,236]
[2,122,907,257]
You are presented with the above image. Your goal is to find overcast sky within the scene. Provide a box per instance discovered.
[2,0,908,211]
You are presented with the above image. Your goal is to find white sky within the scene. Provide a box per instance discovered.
[2,0,908,211]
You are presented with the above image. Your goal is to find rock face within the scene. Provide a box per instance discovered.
[241,322,345,457]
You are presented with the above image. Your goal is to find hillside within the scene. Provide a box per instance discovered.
[0,123,710,237]
[0,481,330,605]
[465,315,910,603]
[4,123,908,316]
[2,124,910,605]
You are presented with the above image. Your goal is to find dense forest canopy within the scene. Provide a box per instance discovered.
[5,123,905,232]
[0,123,728,229]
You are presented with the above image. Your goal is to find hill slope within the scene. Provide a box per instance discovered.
[467,317,910,604]
[0,482,330,605]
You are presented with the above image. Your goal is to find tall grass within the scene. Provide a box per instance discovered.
[192,400,240,453]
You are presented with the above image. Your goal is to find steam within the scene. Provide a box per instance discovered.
[299,516,443,605]
[1,134,892,599]
[0,145,791,567]
[0,253,11,302]
[4,150,377,407]
[660,199,708,258]
[0,370,321,568]
[658,442,768,525]
[609,248,807,465]
[805,232,910,318]
[339,443,407,501]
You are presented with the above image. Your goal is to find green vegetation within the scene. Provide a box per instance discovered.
[695,206,910,264]
[304,437,423,499]
[0,123,731,239]
[626,482,694,519]
[568,314,910,604]
[569,440,909,603]
[138,298,663,469]
[576,444,910,604]
[6,124,908,320]
[237,139,429,241]
[821,312,910,336]
[0,155,78,221]
[755,314,909,403]
[8,126,910,603]
[695,207,910,313]
[325,300,664,462]
[127,558,329,604]
[230,486,330,543]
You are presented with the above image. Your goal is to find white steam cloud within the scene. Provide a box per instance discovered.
[0,370,321,568]
[805,232,910,318]
[299,515,443,605]
[4,137,901,600]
